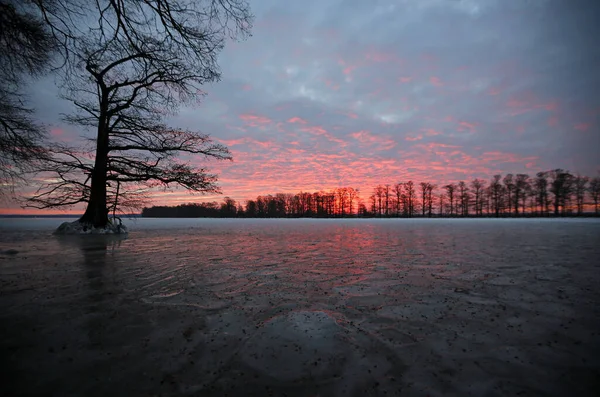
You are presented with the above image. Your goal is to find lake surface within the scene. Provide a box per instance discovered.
[1,218,599,396]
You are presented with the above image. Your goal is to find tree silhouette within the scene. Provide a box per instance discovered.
[490,175,503,217]
[513,174,529,216]
[573,175,588,216]
[589,176,600,215]
[457,181,469,216]
[470,178,486,216]
[549,169,573,216]
[503,174,514,215]
[0,0,55,193]
[144,170,598,219]
[444,183,456,216]
[27,0,253,228]
[534,172,549,216]
[403,181,415,217]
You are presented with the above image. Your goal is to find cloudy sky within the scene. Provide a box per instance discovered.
[5,0,600,213]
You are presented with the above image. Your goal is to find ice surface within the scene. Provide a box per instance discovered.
[1,218,599,396]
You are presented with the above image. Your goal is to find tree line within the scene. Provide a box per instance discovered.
[142,169,600,218]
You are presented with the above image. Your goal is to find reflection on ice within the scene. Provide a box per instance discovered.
[1,219,599,396]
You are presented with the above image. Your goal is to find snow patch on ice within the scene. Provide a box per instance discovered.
[53,220,128,235]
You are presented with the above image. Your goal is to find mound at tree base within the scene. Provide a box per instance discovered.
[53,220,128,235]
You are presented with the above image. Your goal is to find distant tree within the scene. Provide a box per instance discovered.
[347,187,358,216]
[533,172,549,216]
[369,194,376,216]
[490,175,503,217]
[420,182,428,217]
[393,183,402,216]
[383,184,391,216]
[28,0,253,227]
[470,178,486,216]
[438,193,446,217]
[549,169,573,216]
[514,174,530,216]
[503,174,514,215]
[573,175,588,215]
[457,181,469,216]
[427,184,436,217]
[444,183,456,216]
[245,199,257,217]
[337,187,348,216]
[0,0,55,193]
[374,185,384,216]
[405,181,416,217]
[589,176,600,215]
[220,197,237,217]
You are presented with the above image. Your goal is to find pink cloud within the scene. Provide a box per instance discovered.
[458,121,477,132]
[300,125,347,146]
[422,128,441,136]
[399,76,412,83]
[574,123,590,131]
[288,117,308,124]
[219,137,276,150]
[349,130,396,149]
[239,113,272,127]
[429,76,444,87]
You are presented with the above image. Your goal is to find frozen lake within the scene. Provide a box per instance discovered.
[1,218,599,396]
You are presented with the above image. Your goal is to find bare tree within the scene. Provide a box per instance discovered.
[27,0,253,227]
[457,181,469,216]
[383,184,391,216]
[427,184,436,217]
[374,185,384,216]
[0,0,56,194]
[534,172,549,216]
[404,181,415,217]
[347,187,358,216]
[490,175,503,217]
[549,169,573,216]
[393,183,402,216]
[444,183,456,216]
[438,193,446,217]
[589,176,600,215]
[470,178,485,216]
[573,175,588,215]
[503,174,514,215]
[419,182,428,217]
[513,174,529,216]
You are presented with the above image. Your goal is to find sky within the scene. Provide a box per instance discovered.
[3,0,600,214]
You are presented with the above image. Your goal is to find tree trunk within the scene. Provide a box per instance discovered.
[79,102,110,228]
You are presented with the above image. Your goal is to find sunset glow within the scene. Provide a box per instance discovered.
[2,0,599,214]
